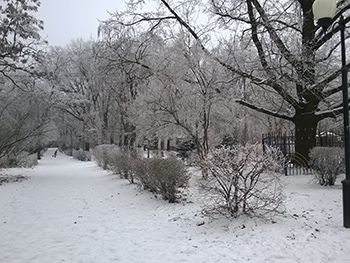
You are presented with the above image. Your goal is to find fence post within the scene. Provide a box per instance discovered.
[283,137,288,176]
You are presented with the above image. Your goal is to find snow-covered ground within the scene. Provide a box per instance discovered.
[1,149,350,263]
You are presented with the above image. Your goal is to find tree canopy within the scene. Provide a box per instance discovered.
[0,0,45,81]
[4,0,350,166]
[99,0,350,161]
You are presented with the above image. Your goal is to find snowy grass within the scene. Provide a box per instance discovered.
[0,148,349,263]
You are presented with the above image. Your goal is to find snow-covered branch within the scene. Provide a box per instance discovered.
[236,99,294,122]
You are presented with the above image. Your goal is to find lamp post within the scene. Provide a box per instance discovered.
[313,0,350,228]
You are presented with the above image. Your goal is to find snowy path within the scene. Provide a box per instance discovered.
[0,150,208,263]
[1,149,350,263]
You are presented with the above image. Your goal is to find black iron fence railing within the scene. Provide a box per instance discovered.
[262,131,344,176]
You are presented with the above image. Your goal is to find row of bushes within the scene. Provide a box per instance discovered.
[92,144,345,219]
[93,145,189,203]
[0,152,39,168]
[94,143,287,219]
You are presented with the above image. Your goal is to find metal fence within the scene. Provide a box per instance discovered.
[262,131,344,176]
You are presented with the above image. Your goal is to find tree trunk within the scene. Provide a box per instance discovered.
[37,146,41,160]
[194,140,209,178]
[294,115,319,166]
[102,110,108,144]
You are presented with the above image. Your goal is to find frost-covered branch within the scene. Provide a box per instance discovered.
[236,99,294,122]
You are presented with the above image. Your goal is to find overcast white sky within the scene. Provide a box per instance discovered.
[36,0,127,47]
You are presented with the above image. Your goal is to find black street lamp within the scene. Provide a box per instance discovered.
[313,0,350,228]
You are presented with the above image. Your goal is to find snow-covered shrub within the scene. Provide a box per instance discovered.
[72,149,91,161]
[0,155,15,168]
[93,146,138,183]
[93,146,189,202]
[149,157,189,203]
[72,149,82,160]
[85,151,92,161]
[0,157,6,168]
[21,153,38,167]
[133,158,158,193]
[0,153,20,168]
[309,147,344,186]
[112,150,136,184]
[134,157,189,203]
[201,144,285,218]
[93,144,119,169]
[0,152,38,168]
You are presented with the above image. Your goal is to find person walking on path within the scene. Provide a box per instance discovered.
[52,149,58,158]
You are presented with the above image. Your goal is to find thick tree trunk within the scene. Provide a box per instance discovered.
[122,123,136,149]
[294,115,319,165]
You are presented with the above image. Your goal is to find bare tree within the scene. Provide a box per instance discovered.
[134,36,234,164]
[0,74,52,159]
[100,12,244,169]
[97,23,156,148]
[44,41,116,150]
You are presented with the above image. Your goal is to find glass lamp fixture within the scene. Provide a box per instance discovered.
[312,0,337,30]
